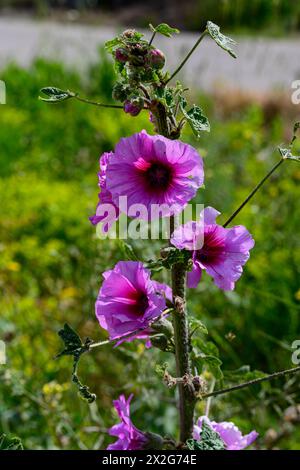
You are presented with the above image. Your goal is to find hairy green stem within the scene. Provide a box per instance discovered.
[74,95,124,109]
[201,365,300,399]
[223,157,284,227]
[166,30,207,84]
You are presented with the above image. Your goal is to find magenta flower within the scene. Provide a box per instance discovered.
[193,416,258,450]
[107,394,149,450]
[89,151,120,233]
[105,130,204,219]
[96,261,171,343]
[171,207,254,290]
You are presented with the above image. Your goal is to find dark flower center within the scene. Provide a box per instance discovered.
[145,162,172,190]
[196,227,225,264]
[135,293,149,314]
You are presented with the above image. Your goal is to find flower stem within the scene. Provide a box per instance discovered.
[201,365,300,399]
[74,95,124,109]
[223,157,284,228]
[166,30,208,84]
[156,106,195,442]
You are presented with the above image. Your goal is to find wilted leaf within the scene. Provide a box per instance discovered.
[206,21,237,58]
[56,323,83,358]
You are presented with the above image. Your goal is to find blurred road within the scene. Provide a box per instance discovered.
[1,16,300,93]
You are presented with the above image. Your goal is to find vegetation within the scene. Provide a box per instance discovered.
[0,52,300,449]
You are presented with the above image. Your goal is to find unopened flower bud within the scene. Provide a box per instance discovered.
[122,29,136,38]
[124,97,144,116]
[150,334,169,351]
[115,47,129,63]
[147,49,165,69]
[151,318,174,339]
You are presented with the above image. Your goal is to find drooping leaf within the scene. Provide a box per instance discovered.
[149,23,180,38]
[206,21,237,58]
[56,323,83,358]
[186,422,225,450]
[39,87,74,103]
[180,104,210,137]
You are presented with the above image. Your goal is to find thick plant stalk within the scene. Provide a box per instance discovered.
[171,259,195,442]
[156,108,195,443]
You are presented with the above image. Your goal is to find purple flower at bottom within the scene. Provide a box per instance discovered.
[107,394,149,450]
[193,416,258,450]
[89,151,119,233]
[96,261,171,343]
[171,206,254,290]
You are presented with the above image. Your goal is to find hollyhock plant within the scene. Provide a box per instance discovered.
[107,394,163,450]
[105,130,204,219]
[89,151,119,233]
[95,260,171,343]
[193,416,258,450]
[171,206,255,290]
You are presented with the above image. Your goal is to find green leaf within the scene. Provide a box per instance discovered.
[39,87,74,103]
[190,318,208,335]
[56,323,83,358]
[0,434,23,450]
[117,240,139,261]
[206,21,237,58]
[192,338,223,379]
[186,422,225,450]
[180,104,210,137]
[149,23,180,38]
[194,355,223,380]
[104,37,122,52]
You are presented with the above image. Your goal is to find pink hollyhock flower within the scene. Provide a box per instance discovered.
[96,261,171,343]
[107,394,163,450]
[171,207,254,290]
[193,416,258,450]
[89,152,120,233]
[105,130,204,219]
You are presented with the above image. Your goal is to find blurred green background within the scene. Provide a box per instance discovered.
[1,1,300,451]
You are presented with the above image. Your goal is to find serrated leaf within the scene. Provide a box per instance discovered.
[180,104,210,137]
[207,21,237,58]
[56,323,83,358]
[150,23,180,38]
[186,422,225,450]
[39,87,73,103]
